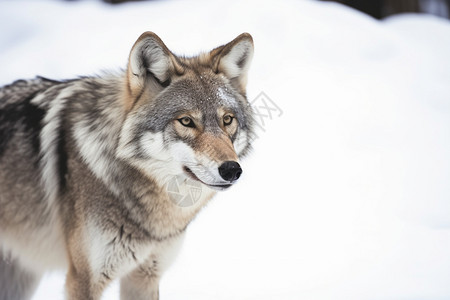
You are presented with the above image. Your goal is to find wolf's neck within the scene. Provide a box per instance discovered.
[68,74,129,196]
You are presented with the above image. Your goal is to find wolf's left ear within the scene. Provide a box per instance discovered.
[126,32,183,107]
[212,33,254,93]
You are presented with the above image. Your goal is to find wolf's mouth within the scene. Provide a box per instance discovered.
[183,166,232,190]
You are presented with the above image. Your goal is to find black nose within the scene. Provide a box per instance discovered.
[218,161,242,182]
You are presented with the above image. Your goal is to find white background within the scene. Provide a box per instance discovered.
[1,0,450,299]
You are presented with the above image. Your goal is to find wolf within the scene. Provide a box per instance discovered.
[0,31,254,300]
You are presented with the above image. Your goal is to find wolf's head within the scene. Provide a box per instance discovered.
[117,32,254,191]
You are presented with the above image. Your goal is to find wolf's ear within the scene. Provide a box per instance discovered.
[126,32,182,105]
[212,33,254,93]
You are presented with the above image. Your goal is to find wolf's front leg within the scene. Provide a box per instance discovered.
[65,255,113,300]
[65,265,105,300]
[65,227,113,300]
[120,258,160,300]
[120,233,186,300]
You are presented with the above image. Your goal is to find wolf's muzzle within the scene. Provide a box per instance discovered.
[218,161,242,182]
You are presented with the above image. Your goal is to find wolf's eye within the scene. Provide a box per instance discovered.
[178,116,195,128]
[223,115,234,126]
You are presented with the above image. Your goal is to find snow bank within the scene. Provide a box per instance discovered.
[1,0,450,299]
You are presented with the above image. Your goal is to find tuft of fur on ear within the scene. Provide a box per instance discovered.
[126,32,183,108]
[212,33,254,93]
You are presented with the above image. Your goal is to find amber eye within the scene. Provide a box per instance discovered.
[178,116,196,128]
[223,115,234,126]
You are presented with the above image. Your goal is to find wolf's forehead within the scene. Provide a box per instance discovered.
[141,74,242,132]
[170,75,239,109]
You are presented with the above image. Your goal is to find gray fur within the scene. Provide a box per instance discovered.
[0,32,254,299]
[0,252,41,300]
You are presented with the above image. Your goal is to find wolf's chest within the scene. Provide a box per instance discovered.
[86,224,186,280]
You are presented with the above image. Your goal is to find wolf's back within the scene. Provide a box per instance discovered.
[0,78,63,159]
[0,77,59,107]
[0,77,63,223]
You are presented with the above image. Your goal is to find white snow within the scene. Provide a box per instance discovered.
[1,0,450,299]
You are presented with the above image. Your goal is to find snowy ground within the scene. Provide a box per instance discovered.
[1,0,450,299]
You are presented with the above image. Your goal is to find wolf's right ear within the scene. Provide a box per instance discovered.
[126,32,183,107]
